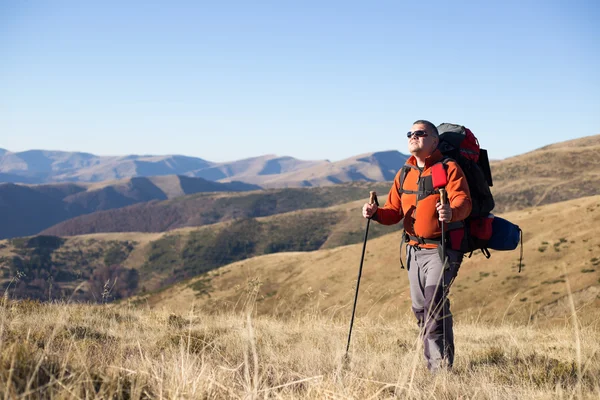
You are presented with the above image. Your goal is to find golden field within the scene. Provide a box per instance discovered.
[1,298,599,399]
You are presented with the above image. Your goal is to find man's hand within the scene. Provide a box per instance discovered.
[436,201,452,222]
[362,202,378,219]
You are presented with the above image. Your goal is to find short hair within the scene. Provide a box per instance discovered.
[412,120,439,138]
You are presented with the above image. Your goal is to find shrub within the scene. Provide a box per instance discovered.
[87,264,139,303]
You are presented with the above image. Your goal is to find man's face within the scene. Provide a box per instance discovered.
[407,123,438,156]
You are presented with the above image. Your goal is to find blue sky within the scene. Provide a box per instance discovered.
[1,0,599,162]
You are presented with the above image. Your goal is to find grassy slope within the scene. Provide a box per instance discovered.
[139,195,600,326]
[490,134,600,212]
[0,301,598,398]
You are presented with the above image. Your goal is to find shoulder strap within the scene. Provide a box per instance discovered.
[398,164,416,194]
[440,156,453,168]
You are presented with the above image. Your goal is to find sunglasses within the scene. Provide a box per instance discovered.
[406,130,429,139]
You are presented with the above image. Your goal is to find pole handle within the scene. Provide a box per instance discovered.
[369,191,379,206]
[439,188,447,205]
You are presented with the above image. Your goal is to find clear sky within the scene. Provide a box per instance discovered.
[1,0,599,162]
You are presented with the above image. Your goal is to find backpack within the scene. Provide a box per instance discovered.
[437,123,523,270]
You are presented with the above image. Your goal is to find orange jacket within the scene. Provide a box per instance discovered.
[374,150,472,248]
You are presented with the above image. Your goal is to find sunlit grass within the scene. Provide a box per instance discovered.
[1,296,599,399]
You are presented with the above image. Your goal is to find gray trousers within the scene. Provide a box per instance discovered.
[406,245,463,371]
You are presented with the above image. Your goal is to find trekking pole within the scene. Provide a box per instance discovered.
[431,162,449,366]
[439,188,448,269]
[439,187,448,364]
[345,191,378,355]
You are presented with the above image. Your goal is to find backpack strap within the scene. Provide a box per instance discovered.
[440,156,454,169]
[399,231,405,269]
[398,164,414,194]
[467,248,491,259]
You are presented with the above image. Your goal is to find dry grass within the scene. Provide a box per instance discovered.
[1,296,599,399]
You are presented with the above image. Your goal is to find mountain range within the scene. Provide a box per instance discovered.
[0,148,408,188]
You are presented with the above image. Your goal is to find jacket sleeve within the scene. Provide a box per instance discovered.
[373,170,404,225]
[445,161,472,222]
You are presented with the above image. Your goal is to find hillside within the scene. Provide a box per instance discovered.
[137,195,600,326]
[0,176,259,239]
[2,191,599,326]
[40,182,392,237]
[490,134,600,212]
[0,188,394,300]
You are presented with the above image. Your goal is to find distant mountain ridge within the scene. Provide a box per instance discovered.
[0,149,213,183]
[0,148,409,187]
[217,150,409,187]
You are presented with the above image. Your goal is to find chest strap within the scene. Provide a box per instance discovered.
[398,164,444,200]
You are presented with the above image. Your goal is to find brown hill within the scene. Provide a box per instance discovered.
[138,195,600,326]
[0,176,259,239]
[490,134,600,212]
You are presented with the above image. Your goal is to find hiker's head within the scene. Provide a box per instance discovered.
[408,120,439,157]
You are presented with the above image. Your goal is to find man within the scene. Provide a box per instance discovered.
[362,120,471,371]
